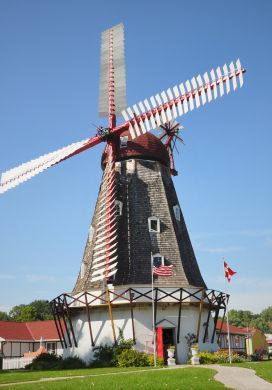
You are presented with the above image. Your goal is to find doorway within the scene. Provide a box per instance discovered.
[156,327,175,362]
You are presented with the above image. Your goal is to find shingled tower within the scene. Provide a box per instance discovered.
[73,131,206,293]
[51,131,226,364]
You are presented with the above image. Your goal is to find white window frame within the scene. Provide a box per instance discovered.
[148,217,160,233]
[152,253,164,267]
[46,342,57,354]
[115,200,123,216]
[173,205,181,221]
[120,136,128,148]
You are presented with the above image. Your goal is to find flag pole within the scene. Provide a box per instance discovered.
[223,258,232,364]
[151,253,157,367]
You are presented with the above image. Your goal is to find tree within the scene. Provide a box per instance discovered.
[227,310,254,328]
[9,300,53,322]
[0,311,10,321]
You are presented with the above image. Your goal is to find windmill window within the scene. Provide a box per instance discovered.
[120,136,128,148]
[116,200,123,216]
[148,217,160,233]
[173,205,181,221]
[152,253,164,267]
[80,263,86,279]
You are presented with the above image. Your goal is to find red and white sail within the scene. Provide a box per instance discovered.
[0,138,91,194]
[122,59,245,139]
[89,143,118,283]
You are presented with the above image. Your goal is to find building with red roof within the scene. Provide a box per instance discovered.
[0,320,63,362]
[216,320,268,355]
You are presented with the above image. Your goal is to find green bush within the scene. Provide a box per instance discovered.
[25,353,62,370]
[117,349,165,367]
[25,353,86,371]
[117,349,150,367]
[198,350,246,364]
[89,335,134,367]
[61,356,86,369]
[146,354,165,367]
[198,351,217,364]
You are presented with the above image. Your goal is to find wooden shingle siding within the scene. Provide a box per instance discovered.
[73,156,206,293]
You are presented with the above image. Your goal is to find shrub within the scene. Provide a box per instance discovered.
[198,351,217,364]
[146,354,165,367]
[89,334,134,367]
[198,350,246,364]
[25,353,62,370]
[117,349,150,367]
[61,356,86,369]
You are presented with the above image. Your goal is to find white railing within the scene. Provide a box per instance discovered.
[2,357,33,370]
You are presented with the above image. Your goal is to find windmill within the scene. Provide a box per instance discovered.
[0,23,245,363]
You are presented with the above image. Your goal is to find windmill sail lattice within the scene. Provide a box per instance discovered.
[121,59,245,139]
[99,23,126,117]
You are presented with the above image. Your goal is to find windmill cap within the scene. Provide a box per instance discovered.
[101,130,170,168]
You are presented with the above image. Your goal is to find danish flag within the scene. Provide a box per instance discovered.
[224,261,236,282]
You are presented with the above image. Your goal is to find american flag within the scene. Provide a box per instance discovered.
[153,265,173,276]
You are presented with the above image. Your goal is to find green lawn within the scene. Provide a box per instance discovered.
[228,360,272,383]
[0,367,150,385]
[0,367,230,389]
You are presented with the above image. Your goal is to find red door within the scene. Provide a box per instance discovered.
[156,327,164,359]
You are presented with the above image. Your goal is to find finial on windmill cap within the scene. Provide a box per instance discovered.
[101,130,170,169]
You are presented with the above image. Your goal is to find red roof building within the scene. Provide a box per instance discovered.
[0,320,63,359]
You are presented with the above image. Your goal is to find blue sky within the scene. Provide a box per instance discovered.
[0,0,271,314]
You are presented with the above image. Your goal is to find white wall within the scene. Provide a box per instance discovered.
[64,303,218,364]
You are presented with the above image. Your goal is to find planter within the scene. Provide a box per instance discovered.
[167,348,176,366]
[190,346,200,365]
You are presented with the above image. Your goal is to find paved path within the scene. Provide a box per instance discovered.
[0,365,272,389]
[202,365,272,390]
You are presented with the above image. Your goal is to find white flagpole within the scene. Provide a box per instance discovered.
[151,253,157,367]
[223,259,232,364]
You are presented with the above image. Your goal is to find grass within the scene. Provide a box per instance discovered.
[0,367,230,389]
[0,367,151,385]
[227,360,272,383]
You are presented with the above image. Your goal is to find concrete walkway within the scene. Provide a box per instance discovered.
[202,364,272,390]
[0,365,271,389]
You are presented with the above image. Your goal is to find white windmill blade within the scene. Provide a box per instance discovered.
[229,61,237,90]
[236,58,244,87]
[0,138,91,194]
[99,23,126,117]
[91,268,117,282]
[223,64,230,94]
[210,69,218,99]
[121,58,245,139]
[216,66,224,96]
[91,261,118,276]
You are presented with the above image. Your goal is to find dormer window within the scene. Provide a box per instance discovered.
[152,253,164,267]
[120,136,128,148]
[148,217,160,233]
[80,263,86,279]
[173,205,181,221]
[116,200,123,216]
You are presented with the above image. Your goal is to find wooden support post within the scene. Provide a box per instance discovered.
[51,302,64,348]
[196,288,205,343]
[129,289,136,344]
[55,308,67,349]
[106,287,116,343]
[63,296,78,348]
[215,307,226,344]
[58,297,72,348]
[84,292,95,347]
[203,306,212,343]
[177,288,183,343]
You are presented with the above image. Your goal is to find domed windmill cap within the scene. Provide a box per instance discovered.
[101,130,170,168]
